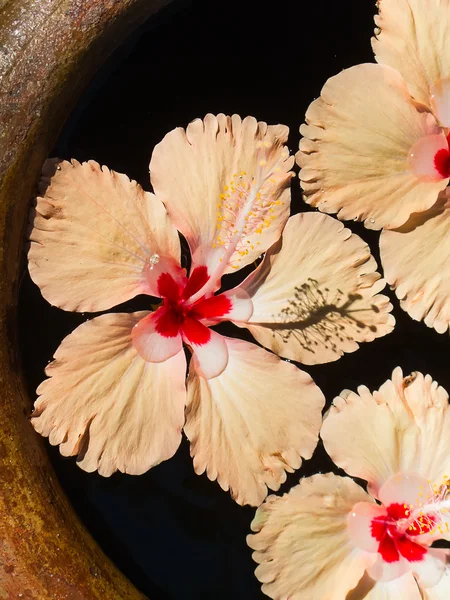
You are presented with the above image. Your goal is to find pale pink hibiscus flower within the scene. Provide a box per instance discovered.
[28,114,392,506]
[248,368,450,599]
[298,0,450,334]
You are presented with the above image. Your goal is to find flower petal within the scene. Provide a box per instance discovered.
[430,79,450,129]
[409,134,450,180]
[423,565,450,599]
[412,549,448,589]
[223,288,254,322]
[297,64,447,230]
[380,193,450,334]
[150,114,293,273]
[348,502,387,554]
[184,337,324,506]
[32,312,187,476]
[131,308,183,362]
[373,0,450,122]
[368,555,411,583]
[189,295,232,320]
[321,367,450,498]
[354,573,422,600]
[378,473,430,508]
[185,326,229,380]
[238,212,394,365]
[247,473,376,599]
[193,288,254,324]
[28,159,182,312]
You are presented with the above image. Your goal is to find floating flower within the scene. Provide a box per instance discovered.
[28,114,392,506]
[248,368,450,598]
[298,0,450,333]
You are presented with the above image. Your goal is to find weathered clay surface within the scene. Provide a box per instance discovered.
[0,1,170,597]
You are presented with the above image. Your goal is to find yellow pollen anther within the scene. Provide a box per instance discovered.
[211,144,289,269]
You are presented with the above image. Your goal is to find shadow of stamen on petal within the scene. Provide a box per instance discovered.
[266,279,379,356]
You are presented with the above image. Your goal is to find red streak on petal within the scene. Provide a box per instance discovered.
[386,503,409,520]
[183,266,209,300]
[378,534,400,563]
[181,317,211,345]
[396,536,427,562]
[154,306,183,338]
[434,148,450,178]
[370,517,387,542]
[157,272,182,302]
[378,535,400,563]
[191,294,232,320]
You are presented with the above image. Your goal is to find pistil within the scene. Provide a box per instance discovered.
[186,143,288,305]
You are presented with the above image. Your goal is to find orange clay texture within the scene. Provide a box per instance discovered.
[0,0,171,597]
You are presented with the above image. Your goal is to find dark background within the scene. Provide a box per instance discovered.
[18,1,450,598]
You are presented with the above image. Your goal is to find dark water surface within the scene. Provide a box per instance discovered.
[18,1,450,598]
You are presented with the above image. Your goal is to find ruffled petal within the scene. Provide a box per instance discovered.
[380,193,450,334]
[184,337,324,506]
[28,159,182,312]
[32,312,187,476]
[321,367,450,498]
[238,212,394,365]
[373,0,450,123]
[247,473,376,599]
[297,64,447,230]
[150,114,294,274]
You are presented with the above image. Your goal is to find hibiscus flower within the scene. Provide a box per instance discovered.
[298,0,450,334]
[248,368,450,599]
[28,114,393,506]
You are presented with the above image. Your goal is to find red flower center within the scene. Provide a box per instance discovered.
[153,266,232,346]
[434,133,450,177]
[370,503,436,564]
